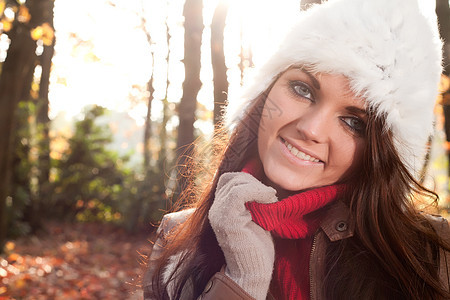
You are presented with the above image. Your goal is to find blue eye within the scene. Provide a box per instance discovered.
[341,116,366,134]
[289,81,313,101]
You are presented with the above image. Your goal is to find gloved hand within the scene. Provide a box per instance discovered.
[208,172,278,300]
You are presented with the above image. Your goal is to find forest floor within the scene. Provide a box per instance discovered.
[0,221,155,299]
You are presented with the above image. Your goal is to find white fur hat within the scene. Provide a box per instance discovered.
[228,0,442,177]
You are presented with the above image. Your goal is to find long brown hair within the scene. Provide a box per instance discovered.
[149,82,450,299]
[324,113,450,299]
[149,91,268,299]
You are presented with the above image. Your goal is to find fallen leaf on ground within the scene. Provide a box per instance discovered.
[0,221,154,299]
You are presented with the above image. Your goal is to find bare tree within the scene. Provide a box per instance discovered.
[139,4,155,172]
[436,0,450,188]
[35,0,55,225]
[176,0,203,195]
[437,0,450,77]
[107,0,156,173]
[0,0,53,251]
[159,19,171,172]
[211,1,229,126]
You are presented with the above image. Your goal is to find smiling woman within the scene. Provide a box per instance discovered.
[141,0,450,299]
[258,69,367,194]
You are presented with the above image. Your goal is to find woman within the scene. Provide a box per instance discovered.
[143,0,450,299]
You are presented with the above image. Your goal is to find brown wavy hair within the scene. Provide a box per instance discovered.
[147,80,450,299]
[324,113,450,299]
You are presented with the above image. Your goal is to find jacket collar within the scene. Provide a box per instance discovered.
[319,200,354,241]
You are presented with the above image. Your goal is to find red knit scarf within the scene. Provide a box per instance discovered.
[241,160,344,300]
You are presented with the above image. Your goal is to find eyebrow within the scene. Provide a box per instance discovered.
[346,106,368,117]
[290,66,321,90]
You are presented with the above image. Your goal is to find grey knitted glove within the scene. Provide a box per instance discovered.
[208,172,278,300]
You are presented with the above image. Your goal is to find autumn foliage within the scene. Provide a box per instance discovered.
[0,220,153,299]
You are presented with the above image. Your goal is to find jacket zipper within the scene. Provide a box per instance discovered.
[309,232,318,300]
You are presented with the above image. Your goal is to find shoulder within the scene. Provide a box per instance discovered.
[157,208,196,238]
[150,208,196,260]
[423,213,450,240]
[143,208,196,298]
[422,213,450,290]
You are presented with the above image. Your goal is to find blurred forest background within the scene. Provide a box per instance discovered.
[0,0,449,298]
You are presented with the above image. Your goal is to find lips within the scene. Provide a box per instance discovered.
[282,138,321,163]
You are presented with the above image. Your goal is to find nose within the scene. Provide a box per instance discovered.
[295,107,330,143]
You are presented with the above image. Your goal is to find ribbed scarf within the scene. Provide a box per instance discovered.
[241,160,344,299]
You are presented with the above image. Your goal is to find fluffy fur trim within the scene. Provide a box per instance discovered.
[227,0,442,177]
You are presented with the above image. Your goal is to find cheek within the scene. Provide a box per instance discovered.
[258,99,284,153]
[335,137,366,175]
[257,124,266,157]
[257,111,274,158]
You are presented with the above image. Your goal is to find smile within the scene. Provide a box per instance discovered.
[283,139,321,163]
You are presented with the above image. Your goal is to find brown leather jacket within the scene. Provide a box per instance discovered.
[143,202,450,300]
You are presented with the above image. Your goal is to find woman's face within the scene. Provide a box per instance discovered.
[257,67,367,193]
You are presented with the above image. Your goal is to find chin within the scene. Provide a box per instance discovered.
[267,173,311,194]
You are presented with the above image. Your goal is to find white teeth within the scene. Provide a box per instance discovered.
[284,140,320,163]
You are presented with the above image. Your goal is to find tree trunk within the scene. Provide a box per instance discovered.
[143,73,155,170]
[12,43,36,231]
[36,0,55,221]
[436,0,450,193]
[140,3,155,173]
[0,0,51,250]
[159,20,171,173]
[437,0,450,76]
[125,2,157,231]
[238,29,253,86]
[211,1,228,126]
[176,0,203,195]
[177,0,203,149]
